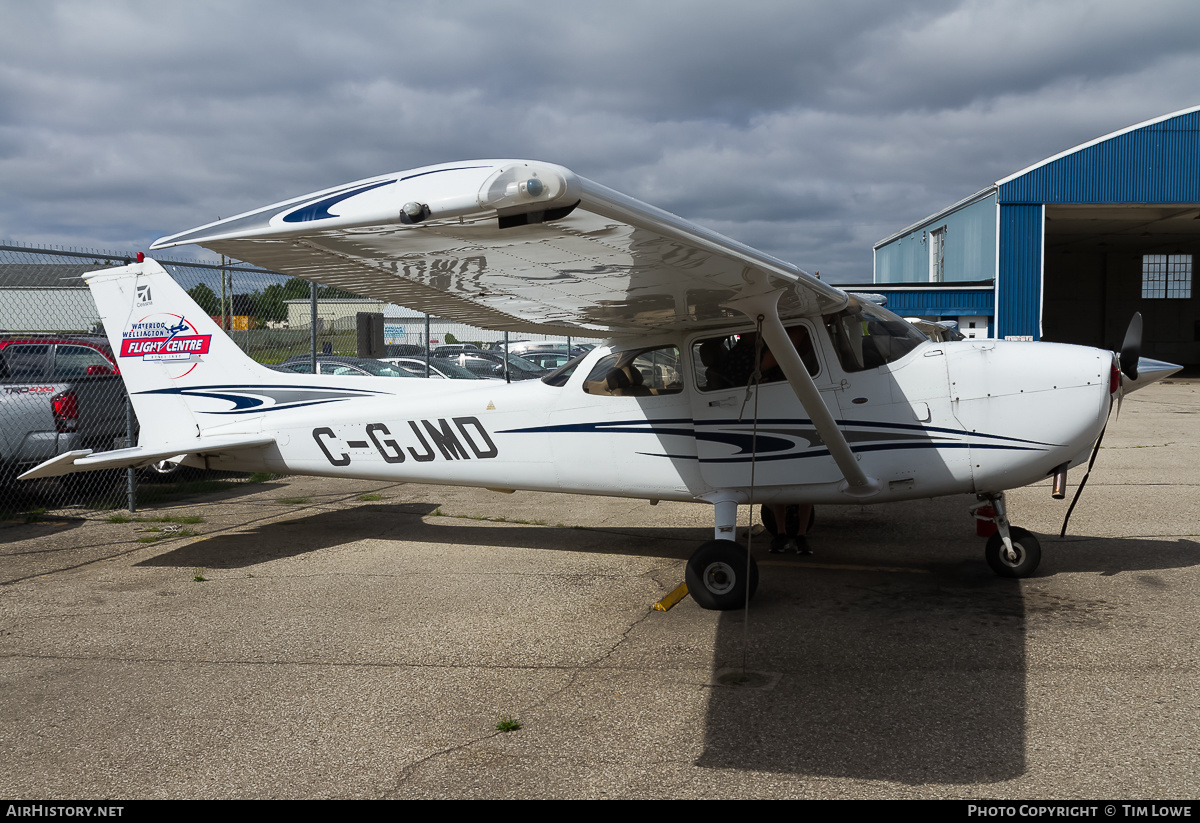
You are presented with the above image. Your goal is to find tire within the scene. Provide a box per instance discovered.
[685,540,759,610]
[985,527,1042,578]
[760,504,777,535]
[760,504,815,536]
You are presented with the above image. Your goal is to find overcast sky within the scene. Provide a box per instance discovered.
[3,0,1199,282]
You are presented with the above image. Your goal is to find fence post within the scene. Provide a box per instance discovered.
[309,282,317,372]
[125,393,136,514]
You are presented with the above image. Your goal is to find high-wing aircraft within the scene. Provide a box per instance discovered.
[20,160,1182,609]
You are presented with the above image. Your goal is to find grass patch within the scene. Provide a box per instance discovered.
[120,477,247,508]
[433,510,548,527]
[495,715,521,733]
[137,526,200,542]
[276,496,311,505]
[21,508,47,524]
[357,493,383,502]
[111,513,203,525]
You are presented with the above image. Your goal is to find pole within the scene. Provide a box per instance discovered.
[310,282,318,373]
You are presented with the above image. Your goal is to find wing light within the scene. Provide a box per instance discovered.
[478,163,575,212]
[401,201,430,223]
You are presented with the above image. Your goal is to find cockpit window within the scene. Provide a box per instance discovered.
[692,324,819,392]
[581,345,683,396]
[823,298,927,373]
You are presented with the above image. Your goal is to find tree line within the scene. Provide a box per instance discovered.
[187,277,365,323]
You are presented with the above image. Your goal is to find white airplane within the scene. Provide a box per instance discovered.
[20,160,1181,609]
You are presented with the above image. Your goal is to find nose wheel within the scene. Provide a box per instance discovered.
[985,526,1042,578]
[975,493,1042,578]
[685,540,759,610]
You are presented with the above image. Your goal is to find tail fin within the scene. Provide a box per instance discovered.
[87,258,282,446]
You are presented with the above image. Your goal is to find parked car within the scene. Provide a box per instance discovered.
[430,344,482,358]
[487,340,591,359]
[518,351,578,370]
[442,350,551,380]
[0,335,130,483]
[384,343,427,358]
[378,357,483,379]
[274,355,418,377]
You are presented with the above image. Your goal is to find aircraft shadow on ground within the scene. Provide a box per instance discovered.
[1038,535,1200,576]
[696,529,1198,784]
[698,557,1029,783]
[135,502,706,568]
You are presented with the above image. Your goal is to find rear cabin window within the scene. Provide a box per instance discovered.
[541,352,589,387]
[581,346,683,396]
[692,325,819,392]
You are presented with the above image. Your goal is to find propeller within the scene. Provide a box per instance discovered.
[1062,312,1144,536]
[1119,311,1142,381]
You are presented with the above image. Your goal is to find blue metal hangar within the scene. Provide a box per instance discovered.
[868,106,1200,366]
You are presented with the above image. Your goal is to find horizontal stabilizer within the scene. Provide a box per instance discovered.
[18,435,276,480]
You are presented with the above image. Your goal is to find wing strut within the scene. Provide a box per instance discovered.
[724,284,881,499]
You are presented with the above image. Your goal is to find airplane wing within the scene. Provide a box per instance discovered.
[150,160,847,337]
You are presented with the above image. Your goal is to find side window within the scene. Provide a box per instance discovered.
[582,346,683,396]
[54,345,114,378]
[0,344,51,382]
[692,325,819,392]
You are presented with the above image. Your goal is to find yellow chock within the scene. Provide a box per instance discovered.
[652,583,689,611]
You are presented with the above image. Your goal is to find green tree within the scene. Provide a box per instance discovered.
[250,277,368,325]
[187,283,221,316]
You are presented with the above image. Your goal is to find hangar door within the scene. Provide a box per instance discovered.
[1041,204,1200,366]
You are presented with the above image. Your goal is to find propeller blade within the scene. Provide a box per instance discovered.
[1119,312,1142,381]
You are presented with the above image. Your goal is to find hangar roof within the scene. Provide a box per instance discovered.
[875,105,1200,251]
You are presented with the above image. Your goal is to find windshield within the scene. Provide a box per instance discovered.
[824,298,927,372]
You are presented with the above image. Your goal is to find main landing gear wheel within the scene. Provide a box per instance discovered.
[759,504,815,536]
[985,527,1042,578]
[686,540,759,611]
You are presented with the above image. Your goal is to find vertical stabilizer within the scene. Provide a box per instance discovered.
[86,258,280,446]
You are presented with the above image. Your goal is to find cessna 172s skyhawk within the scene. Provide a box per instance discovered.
[21,160,1181,609]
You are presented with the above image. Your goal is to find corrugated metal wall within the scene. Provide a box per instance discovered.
[872,289,994,316]
[996,205,1043,339]
[998,110,1200,204]
[874,193,998,284]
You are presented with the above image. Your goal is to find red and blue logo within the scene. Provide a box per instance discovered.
[120,314,211,378]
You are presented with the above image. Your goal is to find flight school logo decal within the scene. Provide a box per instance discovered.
[120,313,212,378]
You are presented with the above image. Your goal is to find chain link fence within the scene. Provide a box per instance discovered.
[1,242,592,516]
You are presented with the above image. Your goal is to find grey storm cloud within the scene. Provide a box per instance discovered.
[2,0,1200,280]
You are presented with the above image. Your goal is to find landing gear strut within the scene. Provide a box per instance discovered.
[688,492,759,610]
[974,492,1042,578]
